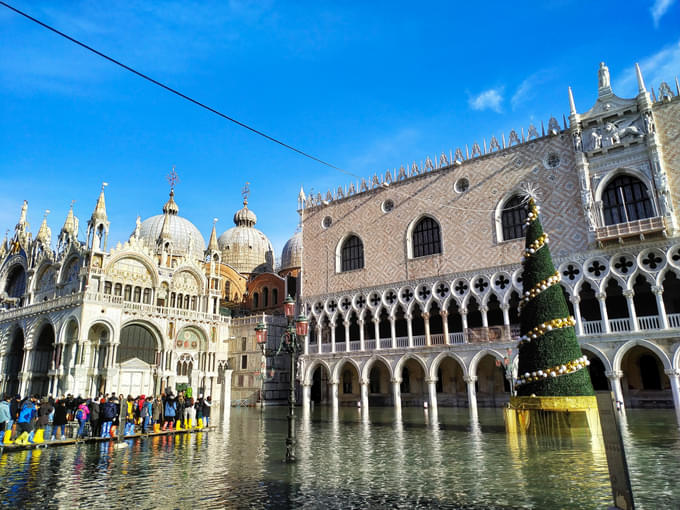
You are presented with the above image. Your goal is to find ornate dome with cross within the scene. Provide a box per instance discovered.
[218,183,274,274]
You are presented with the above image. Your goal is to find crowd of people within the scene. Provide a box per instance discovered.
[0,390,212,445]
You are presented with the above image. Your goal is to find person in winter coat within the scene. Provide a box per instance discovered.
[123,395,136,436]
[163,394,176,430]
[140,397,153,432]
[202,396,212,427]
[100,398,116,438]
[0,395,11,432]
[176,395,185,428]
[9,395,21,436]
[75,401,90,438]
[37,397,54,438]
[16,398,37,443]
[88,398,100,437]
[152,396,162,425]
[52,400,68,440]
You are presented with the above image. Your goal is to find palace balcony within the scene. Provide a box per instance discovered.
[595,216,665,243]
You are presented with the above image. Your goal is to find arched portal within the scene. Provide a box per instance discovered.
[310,362,331,404]
[475,354,509,407]
[620,346,671,408]
[434,355,467,407]
[117,323,159,397]
[30,323,55,396]
[582,349,609,391]
[337,360,360,405]
[5,327,24,396]
[398,357,427,406]
[367,358,391,406]
[86,323,110,396]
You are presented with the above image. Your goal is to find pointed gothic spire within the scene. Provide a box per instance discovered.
[207,218,219,252]
[162,189,180,215]
[635,63,647,94]
[61,201,78,238]
[91,182,108,223]
[568,86,577,115]
[36,210,51,245]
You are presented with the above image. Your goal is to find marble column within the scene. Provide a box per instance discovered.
[302,382,312,413]
[500,304,510,326]
[665,369,680,424]
[406,315,413,348]
[360,379,369,411]
[358,319,365,351]
[652,286,669,329]
[426,378,438,413]
[423,312,431,346]
[460,308,468,331]
[391,378,402,409]
[317,325,323,354]
[344,320,351,352]
[597,293,610,333]
[373,318,381,350]
[623,290,638,331]
[441,310,450,345]
[329,381,339,410]
[304,329,309,355]
[480,306,489,328]
[464,375,478,414]
[606,370,625,410]
[330,322,336,353]
[570,295,583,335]
[390,317,397,349]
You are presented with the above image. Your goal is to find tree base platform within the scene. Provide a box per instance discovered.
[504,395,600,437]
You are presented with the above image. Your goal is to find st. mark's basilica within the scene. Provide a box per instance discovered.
[1,62,680,420]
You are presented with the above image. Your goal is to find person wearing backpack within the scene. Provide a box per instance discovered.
[75,402,90,438]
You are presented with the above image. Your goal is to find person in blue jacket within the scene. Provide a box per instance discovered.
[163,393,176,430]
[100,397,117,438]
[15,396,37,444]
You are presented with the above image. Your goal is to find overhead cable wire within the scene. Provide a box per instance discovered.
[1,1,530,215]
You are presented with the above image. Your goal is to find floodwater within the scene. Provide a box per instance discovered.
[0,406,678,509]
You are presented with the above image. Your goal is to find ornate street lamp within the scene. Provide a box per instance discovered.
[255,295,308,463]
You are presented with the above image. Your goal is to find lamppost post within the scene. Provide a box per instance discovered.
[255,295,308,463]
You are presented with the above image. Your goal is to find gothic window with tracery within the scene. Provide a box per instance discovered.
[341,235,364,271]
[602,175,654,225]
[501,195,527,241]
[412,217,441,257]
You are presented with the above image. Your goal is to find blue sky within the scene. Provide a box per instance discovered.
[1,0,679,258]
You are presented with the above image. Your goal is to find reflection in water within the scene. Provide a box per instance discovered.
[0,408,677,509]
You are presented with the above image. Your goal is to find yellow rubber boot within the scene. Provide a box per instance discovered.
[33,429,44,444]
[176,421,183,431]
[153,423,160,433]
[197,418,204,429]
[15,431,28,445]
[2,429,13,444]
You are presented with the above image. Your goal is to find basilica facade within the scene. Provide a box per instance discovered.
[298,63,680,421]
[0,180,300,408]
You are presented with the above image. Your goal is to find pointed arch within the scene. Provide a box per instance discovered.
[468,348,506,378]
[304,358,332,385]
[406,214,442,258]
[361,354,394,381]
[429,351,468,380]
[613,339,671,372]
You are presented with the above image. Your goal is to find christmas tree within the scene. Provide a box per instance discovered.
[516,197,594,397]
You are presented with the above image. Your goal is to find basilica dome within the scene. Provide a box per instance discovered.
[137,190,206,259]
[280,231,302,270]
[218,200,274,274]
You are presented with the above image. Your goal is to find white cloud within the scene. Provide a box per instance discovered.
[651,0,676,27]
[614,39,680,96]
[511,69,555,111]
[469,88,504,113]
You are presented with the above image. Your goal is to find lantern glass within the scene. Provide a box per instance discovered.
[295,316,309,337]
[255,323,267,345]
[283,295,295,318]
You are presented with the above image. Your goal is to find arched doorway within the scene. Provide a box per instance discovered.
[86,323,110,396]
[435,356,466,407]
[117,323,159,397]
[310,363,330,404]
[337,361,360,405]
[620,346,671,408]
[4,265,26,307]
[5,327,24,396]
[475,354,509,407]
[367,358,391,406]
[399,357,426,406]
[30,323,55,396]
[582,349,609,391]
